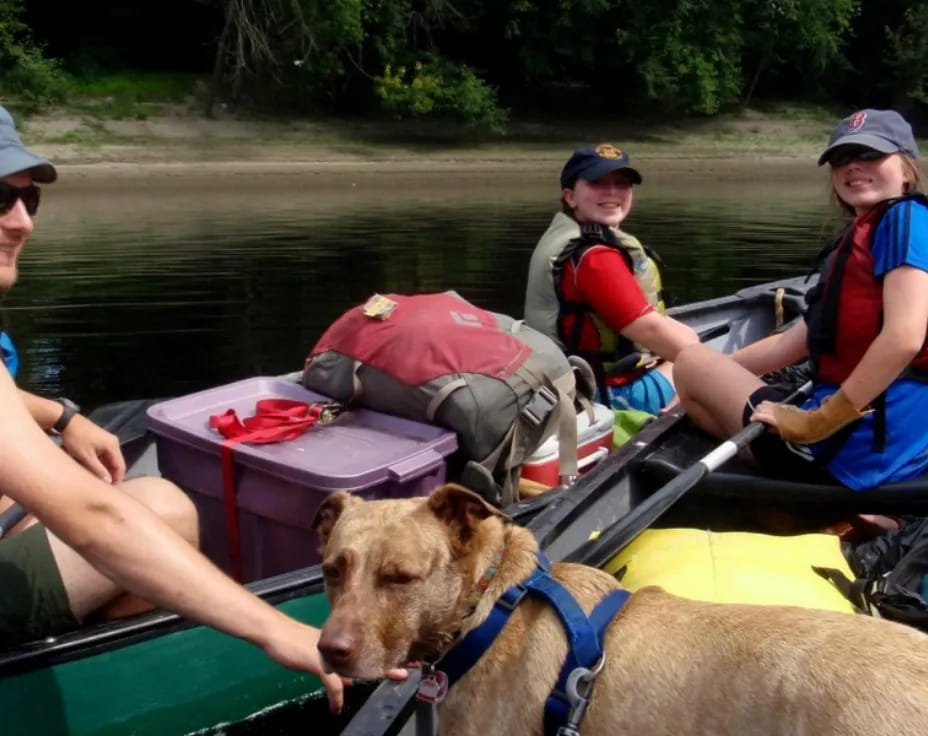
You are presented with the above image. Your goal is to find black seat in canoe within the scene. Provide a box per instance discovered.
[637,421,928,516]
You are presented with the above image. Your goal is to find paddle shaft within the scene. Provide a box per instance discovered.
[576,379,813,568]
[0,503,28,539]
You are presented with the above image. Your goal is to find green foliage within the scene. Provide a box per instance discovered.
[0,0,68,106]
[70,71,196,102]
[615,0,857,114]
[375,57,508,131]
[740,0,857,105]
[64,71,199,118]
[5,0,928,121]
[619,0,744,114]
[885,6,928,105]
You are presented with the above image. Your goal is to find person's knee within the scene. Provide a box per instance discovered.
[117,477,199,547]
[672,343,715,388]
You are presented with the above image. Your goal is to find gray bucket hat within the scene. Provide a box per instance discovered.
[0,105,56,183]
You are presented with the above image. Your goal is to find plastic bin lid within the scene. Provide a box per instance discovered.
[146,376,458,491]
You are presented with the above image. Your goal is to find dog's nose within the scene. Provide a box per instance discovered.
[318,630,357,668]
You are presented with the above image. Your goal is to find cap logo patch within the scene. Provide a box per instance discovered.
[848,111,867,131]
[595,143,623,159]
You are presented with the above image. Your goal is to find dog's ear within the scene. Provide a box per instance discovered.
[427,483,509,545]
[312,491,362,549]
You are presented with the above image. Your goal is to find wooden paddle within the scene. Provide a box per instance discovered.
[567,379,814,568]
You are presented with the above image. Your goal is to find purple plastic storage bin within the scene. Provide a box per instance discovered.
[147,376,457,582]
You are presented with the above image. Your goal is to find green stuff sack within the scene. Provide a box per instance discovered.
[612,408,655,448]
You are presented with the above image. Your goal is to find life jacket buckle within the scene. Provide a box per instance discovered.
[522,386,558,427]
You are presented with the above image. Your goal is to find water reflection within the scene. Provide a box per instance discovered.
[2,168,832,409]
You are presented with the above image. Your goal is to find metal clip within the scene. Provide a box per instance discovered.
[556,655,606,736]
[318,401,346,424]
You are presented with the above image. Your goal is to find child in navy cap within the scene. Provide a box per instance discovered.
[524,143,699,416]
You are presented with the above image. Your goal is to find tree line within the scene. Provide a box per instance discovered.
[2,0,926,128]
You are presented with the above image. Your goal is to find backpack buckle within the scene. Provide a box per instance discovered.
[522,386,557,427]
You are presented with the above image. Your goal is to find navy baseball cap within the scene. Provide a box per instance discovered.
[818,109,919,166]
[0,105,56,183]
[560,143,642,188]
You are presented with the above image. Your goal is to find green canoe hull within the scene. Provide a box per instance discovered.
[2,590,330,736]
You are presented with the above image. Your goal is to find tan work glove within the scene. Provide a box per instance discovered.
[773,388,869,444]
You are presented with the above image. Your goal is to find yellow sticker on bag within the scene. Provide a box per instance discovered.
[362,294,398,320]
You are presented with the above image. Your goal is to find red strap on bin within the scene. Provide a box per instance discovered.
[209,399,326,581]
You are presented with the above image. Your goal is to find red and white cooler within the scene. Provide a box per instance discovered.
[521,402,615,487]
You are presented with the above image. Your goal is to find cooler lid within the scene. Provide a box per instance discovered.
[146,376,458,491]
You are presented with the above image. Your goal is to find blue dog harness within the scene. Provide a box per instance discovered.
[433,551,630,736]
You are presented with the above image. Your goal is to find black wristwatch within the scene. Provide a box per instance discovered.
[52,397,81,434]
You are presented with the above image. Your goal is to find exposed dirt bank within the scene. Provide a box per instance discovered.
[14,108,926,184]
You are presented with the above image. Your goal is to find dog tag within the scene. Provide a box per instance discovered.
[416,669,449,704]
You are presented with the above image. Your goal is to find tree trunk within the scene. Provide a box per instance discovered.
[742,42,773,110]
[206,0,236,118]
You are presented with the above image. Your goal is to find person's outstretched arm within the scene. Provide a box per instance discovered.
[619,310,701,362]
[577,247,700,361]
[730,320,809,377]
[0,366,369,712]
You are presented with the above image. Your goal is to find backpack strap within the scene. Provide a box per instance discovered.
[514,366,578,479]
[425,378,469,422]
[812,565,874,613]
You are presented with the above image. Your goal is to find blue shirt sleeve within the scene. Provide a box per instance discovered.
[872,199,928,278]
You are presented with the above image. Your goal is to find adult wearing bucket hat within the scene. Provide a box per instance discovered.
[674,108,928,493]
[0,104,383,710]
[525,142,699,416]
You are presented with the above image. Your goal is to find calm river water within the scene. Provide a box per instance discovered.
[3,164,835,410]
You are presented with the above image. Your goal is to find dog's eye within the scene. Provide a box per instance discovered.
[380,571,417,586]
[322,564,341,583]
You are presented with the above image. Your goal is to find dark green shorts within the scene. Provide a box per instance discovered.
[0,524,78,648]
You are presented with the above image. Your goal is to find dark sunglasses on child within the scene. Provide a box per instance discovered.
[0,182,40,216]
[828,147,888,168]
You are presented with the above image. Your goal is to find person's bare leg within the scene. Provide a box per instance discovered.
[673,344,766,438]
[49,477,199,622]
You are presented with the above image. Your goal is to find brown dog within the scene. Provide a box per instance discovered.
[313,484,928,736]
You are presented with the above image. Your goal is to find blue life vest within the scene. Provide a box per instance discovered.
[0,331,18,379]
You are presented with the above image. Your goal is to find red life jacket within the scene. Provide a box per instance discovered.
[806,193,928,385]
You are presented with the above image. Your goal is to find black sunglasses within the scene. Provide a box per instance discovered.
[828,148,887,168]
[0,182,41,216]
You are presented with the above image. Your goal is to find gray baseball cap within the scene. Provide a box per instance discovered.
[818,109,919,166]
[0,105,56,183]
